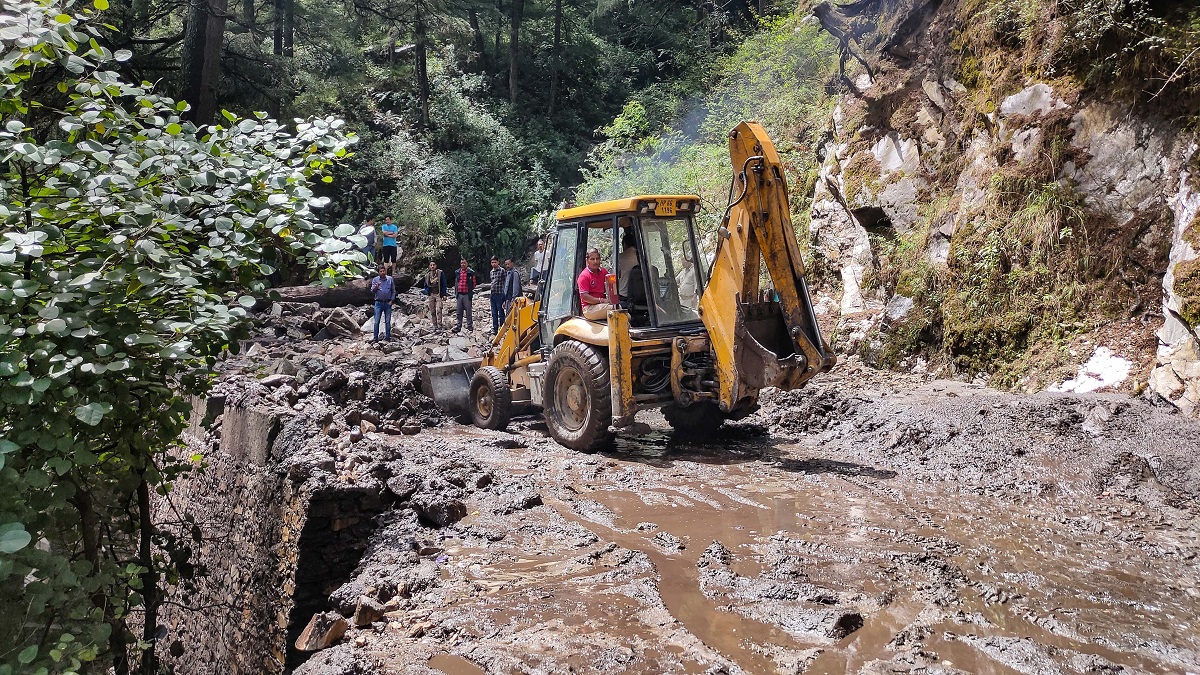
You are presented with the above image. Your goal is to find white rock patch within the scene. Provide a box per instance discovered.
[1049,347,1132,393]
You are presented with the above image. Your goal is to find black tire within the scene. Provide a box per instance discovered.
[543,340,613,452]
[469,366,513,431]
[663,401,725,438]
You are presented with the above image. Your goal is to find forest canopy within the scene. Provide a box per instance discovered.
[89,0,780,265]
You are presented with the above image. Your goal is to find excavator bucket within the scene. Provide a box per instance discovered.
[419,358,482,416]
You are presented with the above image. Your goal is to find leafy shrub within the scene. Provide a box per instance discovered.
[0,3,355,672]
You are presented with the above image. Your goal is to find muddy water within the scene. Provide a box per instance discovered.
[419,423,1200,673]
[428,654,486,674]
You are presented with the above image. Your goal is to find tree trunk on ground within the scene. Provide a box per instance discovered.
[548,0,561,115]
[260,277,415,310]
[508,0,523,106]
[181,0,229,124]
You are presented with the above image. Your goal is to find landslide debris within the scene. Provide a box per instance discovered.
[174,283,1200,674]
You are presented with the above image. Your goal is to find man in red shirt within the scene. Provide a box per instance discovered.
[576,248,615,321]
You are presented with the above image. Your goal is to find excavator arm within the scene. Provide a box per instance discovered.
[699,121,836,412]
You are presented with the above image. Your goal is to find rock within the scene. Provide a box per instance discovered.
[921,79,946,110]
[291,644,378,675]
[348,427,364,443]
[397,368,418,391]
[274,385,299,405]
[449,336,470,349]
[651,531,685,553]
[260,373,294,388]
[314,368,348,392]
[1010,127,1042,164]
[325,308,361,338]
[400,423,422,435]
[386,474,422,502]
[295,611,348,652]
[884,295,914,323]
[414,496,467,527]
[999,83,1067,118]
[352,596,386,627]
[361,420,376,434]
[270,359,299,376]
[870,133,920,174]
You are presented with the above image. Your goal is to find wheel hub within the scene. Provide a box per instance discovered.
[566,383,584,412]
[553,367,587,432]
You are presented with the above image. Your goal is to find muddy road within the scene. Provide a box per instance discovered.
[285,348,1200,675]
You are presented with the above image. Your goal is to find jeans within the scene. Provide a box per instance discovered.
[373,301,392,340]
[490,294,506,333]
[530,269,540,285]
[454,293,473,331]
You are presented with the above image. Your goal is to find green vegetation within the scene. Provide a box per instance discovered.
[0,3,355,672]
[955,0,1200,122]
[576,14,839,243]
[86,0,780,263]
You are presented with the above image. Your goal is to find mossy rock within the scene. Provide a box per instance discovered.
[1176,256,1200,327]
[841,153,884,205]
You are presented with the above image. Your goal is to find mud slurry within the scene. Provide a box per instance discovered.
[298,360,1200,675]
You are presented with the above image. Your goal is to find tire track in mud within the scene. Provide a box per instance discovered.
[542,491,801,674]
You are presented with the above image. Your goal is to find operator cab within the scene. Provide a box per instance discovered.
[537,195,706,344]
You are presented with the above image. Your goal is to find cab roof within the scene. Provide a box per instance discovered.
[556,194,700,222]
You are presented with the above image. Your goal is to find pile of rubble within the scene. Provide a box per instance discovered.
[252,285,498,362]
[204,286,504,483]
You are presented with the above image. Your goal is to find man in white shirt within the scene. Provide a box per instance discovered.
[676,251,698,310]
[617,228,639,299]
[530,239,547,284]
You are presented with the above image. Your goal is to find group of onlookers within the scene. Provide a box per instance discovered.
[357,216,400,274]
[363,219,548,342]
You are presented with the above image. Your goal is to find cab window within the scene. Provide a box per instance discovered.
[640,218,702,325]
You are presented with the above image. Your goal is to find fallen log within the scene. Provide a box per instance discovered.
[257,276,415,310]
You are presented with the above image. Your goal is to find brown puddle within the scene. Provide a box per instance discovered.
[428,653,486,675]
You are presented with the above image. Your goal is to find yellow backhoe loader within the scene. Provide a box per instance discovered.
[420,121,835,451]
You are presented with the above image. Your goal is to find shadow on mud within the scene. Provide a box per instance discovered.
[600,423,898,481]
[773,457,898,479]
[605,423,777,468]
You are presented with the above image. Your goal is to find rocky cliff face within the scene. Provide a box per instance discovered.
[805,0,1200,414]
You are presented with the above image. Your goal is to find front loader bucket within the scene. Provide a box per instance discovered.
[418,358,482,415]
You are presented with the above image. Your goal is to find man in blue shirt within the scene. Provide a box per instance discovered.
[502,258,522,315]
[370,265,396,341]
[380,216,399,275]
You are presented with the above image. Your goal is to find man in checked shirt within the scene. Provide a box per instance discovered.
[488,256,505,334]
